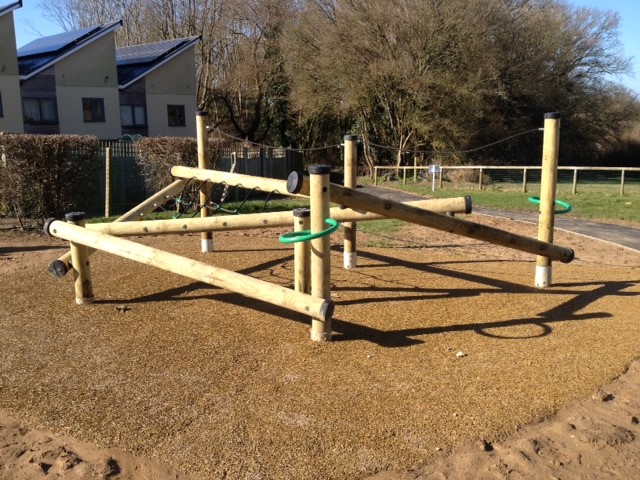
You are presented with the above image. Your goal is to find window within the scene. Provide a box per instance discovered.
[82,98,105,122]
[167,105,186,127]
[0,91,3,118]
[120,105,147,127]
[23,98,58,124]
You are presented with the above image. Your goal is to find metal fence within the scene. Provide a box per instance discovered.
[80,142,304,218]
[374,165,640,196]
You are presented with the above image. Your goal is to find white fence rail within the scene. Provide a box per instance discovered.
[373,165,640,195]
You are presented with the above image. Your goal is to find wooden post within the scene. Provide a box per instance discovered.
[64,212,95,304]
[522,167,528,193]
[343,135,358,269]
[45,220,333,322]
[478,168,484,190]
[402,167,407,185]
[535,112,561,288]
[49,179,188,278]
[309,165,332,341]
[105,147,111,218]
[620,169,626,196]
[413,156,418,183]
[572,168,578,195]
[287,172,574,264]
[293,208,311,294]
[374,166,378,186]
[196,111,214,252]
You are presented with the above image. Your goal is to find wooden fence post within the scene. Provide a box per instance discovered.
[535,112,561,288]
[309,165,332,341]
[343,135,358,269]
[196,111,213,252]
[104,147,111,218]
[293,208,311,294]
[65,212,95,304]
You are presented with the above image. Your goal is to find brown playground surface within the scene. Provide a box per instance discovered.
[1,214,639,479]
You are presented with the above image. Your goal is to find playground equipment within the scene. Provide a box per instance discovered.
[45,111,573,342]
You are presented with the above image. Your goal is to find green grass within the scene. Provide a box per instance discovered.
[368,179,640,225]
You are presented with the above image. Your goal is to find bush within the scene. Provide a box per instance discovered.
[0,134,101,226]
[135,137,198,193]
[445,168,492,186]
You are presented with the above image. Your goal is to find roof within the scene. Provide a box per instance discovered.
[0,0,21,17]
[116,36,200,88]
[17,20,122,79]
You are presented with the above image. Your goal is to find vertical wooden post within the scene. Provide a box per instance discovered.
[343,135,358,269]
[620,169,626,196]
[439,167,443,188]
[293,208,311,294]
[522,167,528,193]
[196,111,214,252]
[374,166,378,186]
[65,212,95,304]
[309,165,332,341]
[572,168,578,195]
[413,156,418,183]
[104,147,111,218]
[478,168,483,190]
[535,112,561,288]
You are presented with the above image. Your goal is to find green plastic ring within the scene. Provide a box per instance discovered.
[528,196,572,214]
[279,218,340,244]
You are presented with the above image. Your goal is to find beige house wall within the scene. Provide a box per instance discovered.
[0,12,24,133]
[56,86,121,138]
[55,34,121,138]
[145,47,197,137]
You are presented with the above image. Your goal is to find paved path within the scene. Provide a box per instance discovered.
[359,186,640,252]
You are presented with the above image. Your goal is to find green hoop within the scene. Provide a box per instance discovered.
[528,196,572,214]
[279,218,340,244]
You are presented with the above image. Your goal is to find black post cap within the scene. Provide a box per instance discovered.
[308,164,331,175]
[344,135,358,141]
[544,112,561,119]
[287,171,305,194]
[65,212,86,222]
[293,208,311,218]
[43,217,57,236]
[464,195,473,214]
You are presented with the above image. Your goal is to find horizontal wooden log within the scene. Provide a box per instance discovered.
[86,197,471,237]
[287,172,574,263]
[171,165,303,197]
[46,220,333,322]
[49,179,188,278]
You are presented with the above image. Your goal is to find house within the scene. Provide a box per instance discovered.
[17,20,123,138]
[0,0,23,133]
[116,36,200,137]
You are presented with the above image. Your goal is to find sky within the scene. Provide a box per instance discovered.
[8,0,640,95]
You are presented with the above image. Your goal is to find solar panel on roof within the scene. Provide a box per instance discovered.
[116,39,186,65]
[18,26,99,57]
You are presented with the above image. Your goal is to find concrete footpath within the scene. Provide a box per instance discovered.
[359,186,640,253]
[476,207,640,252]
